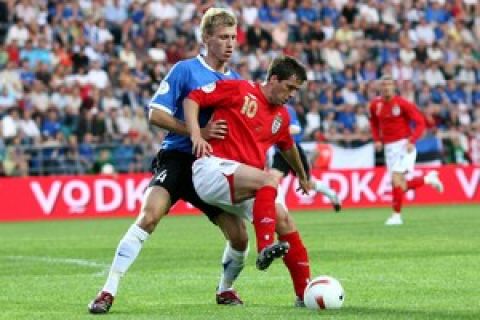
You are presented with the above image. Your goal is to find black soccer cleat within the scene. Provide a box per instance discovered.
[88,291,114,314]
[331,194,342,212]
[333,202,341,212]
[256,241,290,271]
[294,297,306,308]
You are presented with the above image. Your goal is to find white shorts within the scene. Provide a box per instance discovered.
[192,156,254,222]
[384,139,417,174]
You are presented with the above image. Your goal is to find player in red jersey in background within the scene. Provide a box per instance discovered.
[369,76,444,225]
[185,56,313,304]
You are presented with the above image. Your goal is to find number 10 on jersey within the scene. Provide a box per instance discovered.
[241,96,258,118]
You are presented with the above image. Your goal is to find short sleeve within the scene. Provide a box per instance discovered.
[187,80,240,109]
[149,62,188,115]
[275,110,295,151]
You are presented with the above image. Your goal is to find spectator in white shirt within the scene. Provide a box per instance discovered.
[15,0,38,24]
[119,41,137,69]
[29,81,50,113]
[0,86,17,111]
[148,0,179,21]
[392,61,413,82]
[6,19,30,46]
[19,109,40,142]
[2,108,21,140]
[359,0,380,24]
[50,85,69,110]
[242,0,259,26]
[427,42,444,62]
[355,106,370,131]
[415,18,435,45]
[321,18,335,40]
[87,59,109,90]
[399,41,416,65]
[304,101,322,138]
[116,107,132,135]
[322,40,344,71]
[424,63,446,87]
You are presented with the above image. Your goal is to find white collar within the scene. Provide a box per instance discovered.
[196,54,231,76]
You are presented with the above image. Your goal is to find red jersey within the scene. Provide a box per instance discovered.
[369,96,425,144]
[187,80,293,169]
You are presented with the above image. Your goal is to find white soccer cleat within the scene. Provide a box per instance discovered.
[385,213,403,226]
[424,171,444,193]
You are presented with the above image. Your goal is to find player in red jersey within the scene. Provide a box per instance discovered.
[369,76,444,225]
[185,56,312,277]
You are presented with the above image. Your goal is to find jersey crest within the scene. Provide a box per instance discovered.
[201,82,216,93]
[392,105,401,116]
[272,114,283,134]
[158,80,170,95]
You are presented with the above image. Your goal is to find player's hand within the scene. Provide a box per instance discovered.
[406,142,415,153]
[201,119,228,140]
[297,178,313,195]
[191,133,212,158]
[375,141,383,151]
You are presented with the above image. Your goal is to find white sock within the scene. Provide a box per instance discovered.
[102,224,149,296]
[312,178,336,199]
[217,242,248,293]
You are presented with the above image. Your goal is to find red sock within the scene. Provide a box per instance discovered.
[407,176,425,190]
[392,186,404,214]
[279,231,311,300]
[252,186,277,253]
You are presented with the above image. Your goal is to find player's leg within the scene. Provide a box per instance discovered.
[182,165,249,305]
[193,157,288,270]
[388,171,407,224]
[273,146,341,212]
[407,171,444,193]
[215,214,249,305]
[384,142,409,225]
[88,186,172,314]
[88,152,179,314]
[232,164,282,251]
[275,204,311,307]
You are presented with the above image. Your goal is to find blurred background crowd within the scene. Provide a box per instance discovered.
[0,0,480,176]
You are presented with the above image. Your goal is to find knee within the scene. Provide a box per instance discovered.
[137,204,166,233]
[263,172,281,189]
[230,235,249,252]
[229,226,249,251]
[392,173,407,191]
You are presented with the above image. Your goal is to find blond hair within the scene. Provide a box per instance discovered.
[200,8,237,41]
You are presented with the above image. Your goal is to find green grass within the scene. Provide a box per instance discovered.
[1,205,479,319]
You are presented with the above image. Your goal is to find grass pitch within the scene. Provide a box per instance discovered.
[0,205,479,320]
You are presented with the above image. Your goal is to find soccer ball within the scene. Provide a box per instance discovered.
[303,276,345,310]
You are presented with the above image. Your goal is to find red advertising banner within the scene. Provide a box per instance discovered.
[0,165,478,222]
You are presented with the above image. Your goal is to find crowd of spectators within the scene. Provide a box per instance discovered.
[0,0,480,176]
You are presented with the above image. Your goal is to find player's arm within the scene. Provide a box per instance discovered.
[148,108,190,136]
[276,112,311,194]
[148,63,190,134]
[368,101,382,150]
[400,98,426,146]
[148,65,226,139]
[149,108,227,140]
[183,97,212,157]
[279,146,311,194]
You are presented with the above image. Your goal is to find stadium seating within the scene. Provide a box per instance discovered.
[0,0,479,176]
